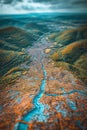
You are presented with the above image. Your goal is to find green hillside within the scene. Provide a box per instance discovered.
[49,26,87,84]
[48,26,87,47]
[0,26,34,50]
[0,27,32,86]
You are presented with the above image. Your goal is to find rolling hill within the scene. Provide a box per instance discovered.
[0,26,33,87]
[48,26,87,84]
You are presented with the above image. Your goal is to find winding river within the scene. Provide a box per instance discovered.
[14,64,47,130]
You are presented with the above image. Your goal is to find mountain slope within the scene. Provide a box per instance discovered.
[0,26,34,50]
[0,26,32,86]
[48,26,87,84]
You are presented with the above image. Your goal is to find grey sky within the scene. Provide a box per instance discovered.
[0,0,87,14]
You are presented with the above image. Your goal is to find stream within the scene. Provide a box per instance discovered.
[45,90,87,97]
[14,64,47,130]
[14,33,87,130]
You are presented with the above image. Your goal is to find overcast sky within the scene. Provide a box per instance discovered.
[0,0,87,14]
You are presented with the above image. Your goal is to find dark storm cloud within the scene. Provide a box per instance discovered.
[48,0,87,10]
[1,0,87,8]
[0,0,87,14]
[73,0,87,4]
[1,0,87,6]
[0,0,22,4]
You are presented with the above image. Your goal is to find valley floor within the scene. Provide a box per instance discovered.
[0,34,87,130]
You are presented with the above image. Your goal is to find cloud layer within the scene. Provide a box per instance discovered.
[0,0,87,14]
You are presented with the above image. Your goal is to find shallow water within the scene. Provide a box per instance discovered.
[66,99,77,111]
[46,89,87,97]
[15,64,49,130]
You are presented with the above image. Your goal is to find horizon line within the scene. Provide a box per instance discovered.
[0,11,87,16]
